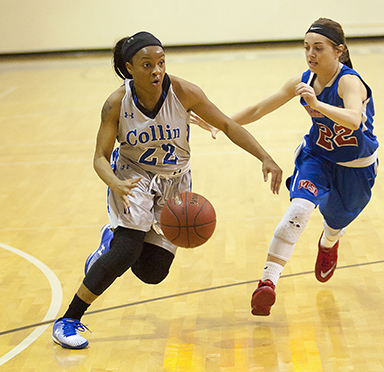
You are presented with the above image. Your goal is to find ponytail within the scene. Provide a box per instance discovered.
[340,45,353,69]
[113,37,132,80]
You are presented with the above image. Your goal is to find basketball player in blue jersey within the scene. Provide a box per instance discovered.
[193,18,379,316]
[246,18,378,316]
[52,32,282,349]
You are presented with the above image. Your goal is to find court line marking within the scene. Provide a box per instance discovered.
[1,258,383,337]
[0,243,63,367]
[0,86,17,100]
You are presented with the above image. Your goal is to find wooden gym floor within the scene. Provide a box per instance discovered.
[1,39,384,372]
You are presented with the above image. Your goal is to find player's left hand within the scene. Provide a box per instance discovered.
[262,158,283,194]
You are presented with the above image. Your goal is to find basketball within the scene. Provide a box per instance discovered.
[160,192,216,248]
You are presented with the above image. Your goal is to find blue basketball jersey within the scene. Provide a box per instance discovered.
[300,64,378,164]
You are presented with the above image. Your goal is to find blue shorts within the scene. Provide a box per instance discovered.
[287,148,378,230]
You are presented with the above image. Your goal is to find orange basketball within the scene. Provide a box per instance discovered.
[160,192,216,248]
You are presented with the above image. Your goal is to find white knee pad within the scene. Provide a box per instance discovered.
[268,236,295,262]
[273,199,315,245]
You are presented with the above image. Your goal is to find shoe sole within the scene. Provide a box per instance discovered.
[52,335,88,349]
[84,248,99,275]
[84,224,111,275]
[251,287,276,316]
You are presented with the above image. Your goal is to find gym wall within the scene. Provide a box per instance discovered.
[1,0,383,54]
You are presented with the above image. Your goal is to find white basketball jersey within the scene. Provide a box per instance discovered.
[117,74,191,175]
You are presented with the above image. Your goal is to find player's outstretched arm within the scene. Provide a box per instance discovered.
[231,75,300,125]
[189,75,299,141]
[171,76,283,194]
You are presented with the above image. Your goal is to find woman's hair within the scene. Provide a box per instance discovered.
[113,37,132,80]
[112,32,163,80]
[313,17,353,68]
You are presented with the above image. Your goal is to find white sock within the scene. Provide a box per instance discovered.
[320,232,338,249]
[321,221,346,248]
[262,261,284,286]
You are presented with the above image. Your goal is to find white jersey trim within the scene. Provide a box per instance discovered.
[336,149,378,168]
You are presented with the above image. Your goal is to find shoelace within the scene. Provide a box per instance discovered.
[63,320,90,336]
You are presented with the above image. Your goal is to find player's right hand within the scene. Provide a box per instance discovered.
[112,177,142,213]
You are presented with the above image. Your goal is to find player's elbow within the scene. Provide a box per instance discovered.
[351,118,361,131]
[350,114,362,131]
[351,123,360,131]
[93,153,106,173]
[93,154,100,171]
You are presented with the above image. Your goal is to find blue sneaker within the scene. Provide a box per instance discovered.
[84,224,113,275]
[52,318,90,349]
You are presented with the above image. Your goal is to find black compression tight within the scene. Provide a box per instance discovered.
[83,226,175,296]
[131,242,174,284]
[83,227,145,296]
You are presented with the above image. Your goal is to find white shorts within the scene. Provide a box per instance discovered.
[107,158,192,254]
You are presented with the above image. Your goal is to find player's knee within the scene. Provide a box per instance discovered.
[274,199,315,244]
[131,244,174,284]
[132,266,170,284]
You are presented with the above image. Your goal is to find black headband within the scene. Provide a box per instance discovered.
[122,31,163,62]
[306,24,344,45]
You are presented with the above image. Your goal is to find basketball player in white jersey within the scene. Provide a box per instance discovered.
[52,31,282,349]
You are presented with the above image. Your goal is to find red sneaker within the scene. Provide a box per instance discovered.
[251,280,276,316]
[315,234,339,283]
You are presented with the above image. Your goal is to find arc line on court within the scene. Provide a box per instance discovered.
[0,243,63,366]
